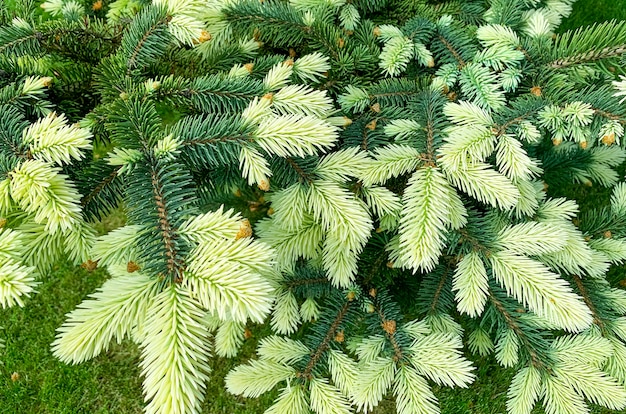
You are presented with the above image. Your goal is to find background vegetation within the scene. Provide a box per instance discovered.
[1,0,626,413]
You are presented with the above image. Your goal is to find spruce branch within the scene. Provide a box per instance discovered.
[488,291,550,372]
[298,299,351,380]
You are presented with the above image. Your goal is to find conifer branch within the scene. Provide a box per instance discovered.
[285,277,329,289]
[80,167,120,207]
[285,156,314,184]
[593,108,626,125]
[150,165,183,283]
[429,263,452,314]
[181,134,252,146]
[126,16,169,72]
[298,301,351,380]
[437,35,466,68]
[374,302,403,362]
[488,292,548,372]
[549,44,626,69]
[0,32,39,54]
[571,274,606,331]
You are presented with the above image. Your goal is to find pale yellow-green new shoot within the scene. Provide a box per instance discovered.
[489,252,592,332]
[394,365,440,414]
[257,336,310,365]
[225,359,295,398]
[452,252,489,317]
[352,356,396,413]
[410,333,475,388]
[140,287,211,414]
[309,378,352,414]
[22,112,92,165]
[506,366,542,414]
[52,267,158,363]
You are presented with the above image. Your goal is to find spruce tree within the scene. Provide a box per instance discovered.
[2,0,626,413]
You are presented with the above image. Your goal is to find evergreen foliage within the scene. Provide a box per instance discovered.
[2,0,626,413]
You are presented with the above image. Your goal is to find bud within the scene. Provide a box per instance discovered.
[236,219,253,239]
[0,218,6,228]
[81,260,98,272]
[289,48,296,58]
[11,372,19,382]
[244,328,253,339]
[258,179,270,191]
[579,140,587,149]
[530,86,542,97]
[604,230,612,239]
[127,261,140,273]
[334,330,345,343]
[382,320,396,335]
[244,63,255,73]
[370,103,381,113]
[552,137,562,146]
[197,30,211,43]
[386,261,394,269]
[347,291,356,301]
[427,58,435,68]
[601,132,616,146]
[369,288,377,297]
[366,303,375,313]
[373,27,382,37]
[366,120,377,130]
[338,38,345,48]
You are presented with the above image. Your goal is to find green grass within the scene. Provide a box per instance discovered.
[558,0,626,31]
[2,0,626,413]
